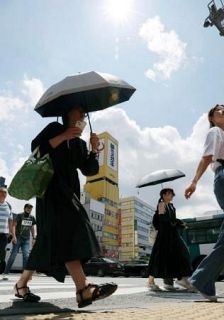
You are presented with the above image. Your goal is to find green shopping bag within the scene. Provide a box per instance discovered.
[8,148,54,200]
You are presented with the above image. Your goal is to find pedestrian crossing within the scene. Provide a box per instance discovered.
[0,274,148,303]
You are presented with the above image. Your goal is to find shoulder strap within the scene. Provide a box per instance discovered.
[6,201,12,212]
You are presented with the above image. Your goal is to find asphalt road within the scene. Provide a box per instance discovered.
[1,274,224,318]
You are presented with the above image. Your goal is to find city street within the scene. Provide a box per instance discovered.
[1,274,224,319]
[2,1,224,319]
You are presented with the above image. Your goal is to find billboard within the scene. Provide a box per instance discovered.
[107,139,118,171]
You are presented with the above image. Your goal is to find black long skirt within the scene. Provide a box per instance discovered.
[148,224,191,279]
[26,182,101,283]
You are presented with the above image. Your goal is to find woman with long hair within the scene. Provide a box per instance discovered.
[147,188,191,291]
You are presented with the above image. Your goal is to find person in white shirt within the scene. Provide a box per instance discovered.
[0,186,13,273]
[185,104,224,302]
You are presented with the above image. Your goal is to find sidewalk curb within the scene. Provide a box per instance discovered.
[2,302,224,320]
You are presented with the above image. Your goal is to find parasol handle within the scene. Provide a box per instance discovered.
[86,112,93,134]
[86,111,105,153]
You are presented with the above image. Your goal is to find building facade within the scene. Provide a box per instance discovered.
[119,196,155,261]
[84,132,119,258]
[81,192,105,244]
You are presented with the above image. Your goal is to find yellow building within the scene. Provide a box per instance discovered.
[84,132,119,258]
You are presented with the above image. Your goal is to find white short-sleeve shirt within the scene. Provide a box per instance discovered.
[0,201,12,234]
[203,126,224,172]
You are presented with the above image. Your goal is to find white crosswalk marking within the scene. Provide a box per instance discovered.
[0,274,147,303]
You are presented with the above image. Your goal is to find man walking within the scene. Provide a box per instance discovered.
[0,186,13,274]
[3,203,36,278]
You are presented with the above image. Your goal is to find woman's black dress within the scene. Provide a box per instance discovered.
[26,122,102,282]
[148,203,191,279]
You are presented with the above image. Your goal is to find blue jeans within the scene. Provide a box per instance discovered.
[4,237,30,273]
[189,166,224,296]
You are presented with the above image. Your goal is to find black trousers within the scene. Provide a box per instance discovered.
[0,233,8,262]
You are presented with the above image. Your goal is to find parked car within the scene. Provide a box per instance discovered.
[83,257,124,277]
[123,260,148,278]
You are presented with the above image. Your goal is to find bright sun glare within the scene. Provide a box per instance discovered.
[103,0,134,25]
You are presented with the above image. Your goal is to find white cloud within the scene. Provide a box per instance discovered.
[88,107,219,218]
[22,76,45,106]
[0,76,45,122]
[0,158,9,178]
[0,77,219,218]
[139,16,187,81]
[0,77,45,213]
[0,96,25,121]
[0,145,32,214]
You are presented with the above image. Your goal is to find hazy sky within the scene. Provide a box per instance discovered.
[1,0,224,217]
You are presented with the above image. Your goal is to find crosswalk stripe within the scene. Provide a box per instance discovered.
[0,276,148,303]
[0,284,76,290]
[0,287,148,303]
[0,281,137,289]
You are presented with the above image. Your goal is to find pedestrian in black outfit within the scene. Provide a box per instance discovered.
[147,188,192,290]
[13,106,117,307]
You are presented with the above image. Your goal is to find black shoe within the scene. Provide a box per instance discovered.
[93,282,118,301]
[76,282,117,308]
[14,283,41,302]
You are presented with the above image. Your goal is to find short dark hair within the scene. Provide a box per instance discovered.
[160,188,175,198]
[24,203,33,209]
[208,104,224,128]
